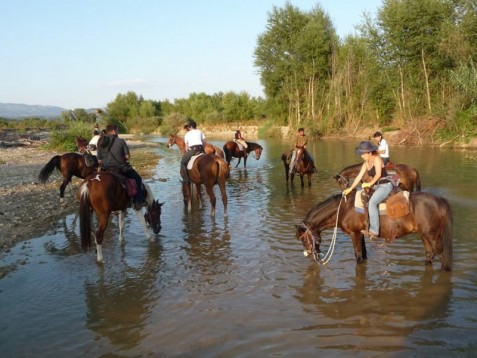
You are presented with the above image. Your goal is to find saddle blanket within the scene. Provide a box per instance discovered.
[187,153,204,169]
[354,189,409,216]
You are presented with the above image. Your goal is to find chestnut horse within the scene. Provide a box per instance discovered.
[296,190,453,271]
[334,162,421,192]
[166,134,224,158]
[222,141,263,168]
[78,172,164,263]
[182,153,229,217]
[281,147,316,186]
[39,152,97,204]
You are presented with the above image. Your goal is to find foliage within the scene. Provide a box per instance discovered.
[44,121,92,152]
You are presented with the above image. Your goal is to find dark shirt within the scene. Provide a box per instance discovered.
[97,134,130,168]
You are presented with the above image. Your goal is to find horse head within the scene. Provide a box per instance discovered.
[166,134,176,149]
[144,200,164,234]
[334,173,350,190]
[296,222,322,262]
[251,143,263,160]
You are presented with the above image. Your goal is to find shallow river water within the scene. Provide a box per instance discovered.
[1,136,476,357]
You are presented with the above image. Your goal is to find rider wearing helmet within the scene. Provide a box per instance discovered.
[180,119,206,183]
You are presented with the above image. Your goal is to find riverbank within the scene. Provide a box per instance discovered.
[0,138,161,257]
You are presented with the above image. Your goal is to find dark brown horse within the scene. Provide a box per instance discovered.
[182,154,229,217]
[281,147,316,186]
[296,190,453,271]
[166,134,224,158]
[78,172,164,263]
[38,152,97,204]
[223,141,263,168]
[334,162,421,192]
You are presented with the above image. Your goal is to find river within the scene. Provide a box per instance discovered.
[1,136,476,357]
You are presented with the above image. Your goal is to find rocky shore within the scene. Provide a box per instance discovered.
[0,136,161,252]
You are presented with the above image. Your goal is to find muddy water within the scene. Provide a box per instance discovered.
[1,137,476,356]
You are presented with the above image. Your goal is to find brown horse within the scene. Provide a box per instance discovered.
[166,134,224,158]
[223,141,263,168]
[334,162,421,192]
[281,147,316,186]
[78,172,164,263]
[182,154,229,217]
[296,190,453,271]
[39,152,97,204]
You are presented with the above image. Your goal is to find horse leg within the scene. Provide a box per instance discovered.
[205,184,217,217]
[420,234,436,266]
[219,182,228,217]
[243,156,248,169]
[351,231,367,264]
[307,173,312,187]
[300,174,305,187]
[133,208,153,241]
[59,177,71,205]
[195,183,202,209]
[118,211,126,244]
[95,212,110,263]
[235,157,242,168]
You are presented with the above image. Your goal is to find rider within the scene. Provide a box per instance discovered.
[373,131,390,166]
[342,141,394,240]
[96,124,146,210]
[88,129,102,157]
[234,126,248,151]
[180,119,206,184]
[289,128,316,174]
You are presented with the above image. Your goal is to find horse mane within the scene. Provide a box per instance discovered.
[339,163,361,174]
[303,193,342,229]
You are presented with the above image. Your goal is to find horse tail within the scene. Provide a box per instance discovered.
[440,200,453,271]
[415,169,422,191]
[216,158,230,182]
[222,144,231,163]
[78,182,93,251]
[38,155,61,183]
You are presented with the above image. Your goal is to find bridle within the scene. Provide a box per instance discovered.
[298,222,321,263]
[299,195,345,265]
[336,174,350,189]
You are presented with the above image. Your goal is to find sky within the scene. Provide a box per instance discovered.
[0,0,382,109]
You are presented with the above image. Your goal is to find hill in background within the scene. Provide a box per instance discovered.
[0,103,67,119]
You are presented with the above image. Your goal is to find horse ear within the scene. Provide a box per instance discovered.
[159,202,165,206]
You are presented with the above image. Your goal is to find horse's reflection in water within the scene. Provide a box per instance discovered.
[83,243,164,351]
[181,215,234,293]
[295,263,452,349]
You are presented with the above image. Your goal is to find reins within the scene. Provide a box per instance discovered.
[304,195,345,265]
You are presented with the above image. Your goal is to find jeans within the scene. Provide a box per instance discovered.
[367,182,393,235]
[180,149,202,183]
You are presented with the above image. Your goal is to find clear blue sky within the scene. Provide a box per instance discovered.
[0,0,382,109]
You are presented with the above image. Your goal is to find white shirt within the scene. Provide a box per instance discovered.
[184,129,205,148]
[378,138,389,159]
[88,134,101,156]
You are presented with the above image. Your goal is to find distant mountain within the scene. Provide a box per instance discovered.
[0,102,68,119]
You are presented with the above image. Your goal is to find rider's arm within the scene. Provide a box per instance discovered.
[348,163,367,190]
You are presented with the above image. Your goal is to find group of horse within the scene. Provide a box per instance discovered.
[165,134,263,216]
[37,134,453,272]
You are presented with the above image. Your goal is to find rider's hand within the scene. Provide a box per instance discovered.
[342,188,352,196]
[361,182,372,189]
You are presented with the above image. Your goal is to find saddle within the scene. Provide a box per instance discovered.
[354,187,410,218]
[234,140,245,152]
[103,168,139,197]
[187,153,204,170]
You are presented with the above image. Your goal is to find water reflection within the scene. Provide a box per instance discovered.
[84,243,164,351]
[295,263,453,350]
